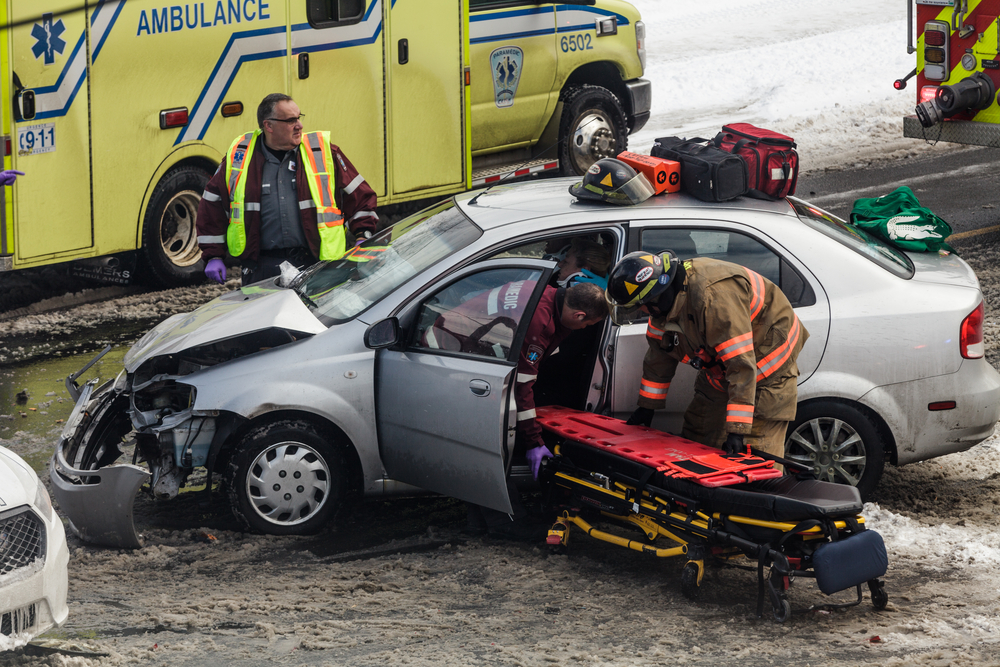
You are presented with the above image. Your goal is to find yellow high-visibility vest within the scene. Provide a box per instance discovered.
[224,130,346,260]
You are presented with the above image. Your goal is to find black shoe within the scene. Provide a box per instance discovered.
[462,503,489,537]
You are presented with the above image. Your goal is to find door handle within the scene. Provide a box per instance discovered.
[398,38,408,65]
[298,53,309,79]
[469,379,491,397]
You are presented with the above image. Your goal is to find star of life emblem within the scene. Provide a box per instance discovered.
[31,13,67,65]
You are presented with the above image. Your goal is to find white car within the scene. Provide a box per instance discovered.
[51,180,1000,546]
[1,446,69,650]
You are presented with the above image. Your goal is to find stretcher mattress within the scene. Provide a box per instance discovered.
[538,407,863,522]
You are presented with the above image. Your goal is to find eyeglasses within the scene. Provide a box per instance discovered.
[266,114,305,125]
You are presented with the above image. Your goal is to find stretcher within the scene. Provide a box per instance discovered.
[536,407,889,622]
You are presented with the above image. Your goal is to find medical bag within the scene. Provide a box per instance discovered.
[712,123,799,200]
[651,137,748,202]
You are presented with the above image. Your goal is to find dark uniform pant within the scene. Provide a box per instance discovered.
[241,247,315,286]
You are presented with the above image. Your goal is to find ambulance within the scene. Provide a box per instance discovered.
[1,0,649,285]
[900,0,1000,147]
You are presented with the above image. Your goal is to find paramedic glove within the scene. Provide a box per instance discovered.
[723,432,744,456]
[626,407,654,428]
[205,258,227,284]
[527,445,553,480]
[0,170,24,186]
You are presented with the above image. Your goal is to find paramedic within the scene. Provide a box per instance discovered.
[605,251,808,459]
[197,93,378,285]
[455,282,608,538]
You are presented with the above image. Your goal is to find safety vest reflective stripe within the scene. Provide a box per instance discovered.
[639,379,670,400]
[726,403,754,424]
[227,132,254,196]
[245,202,260,211]
[346,247,388,261]
[756,315,801,382]
[201,190,221,202]
[343,173,365,195]
[744,267,766,321]
[351,210,376,221]
[715,331,753,362]
[646,321,664,340]
[517,409,537,421]
[199,234,225,244]
[517,373,538,383]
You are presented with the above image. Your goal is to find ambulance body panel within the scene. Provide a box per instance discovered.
[1,0,648,284]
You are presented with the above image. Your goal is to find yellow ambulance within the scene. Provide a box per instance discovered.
[1,0,648,285]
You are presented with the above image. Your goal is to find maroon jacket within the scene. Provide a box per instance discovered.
[196,139,378,262]
[515,286,571,447]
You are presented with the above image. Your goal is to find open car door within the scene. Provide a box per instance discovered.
[376,259,555,513]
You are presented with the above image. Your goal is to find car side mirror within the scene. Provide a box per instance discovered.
[364,317,400,349]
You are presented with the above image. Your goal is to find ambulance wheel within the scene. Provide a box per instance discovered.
[558,85,628,176]
[140,165,212,287]
[225,420,344,535]
[785,402,884,501]
[773,598,792,623]
[680,562,701,600]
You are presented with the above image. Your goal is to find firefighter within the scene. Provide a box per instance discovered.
[605,251,808,459]
[197,93,378,286]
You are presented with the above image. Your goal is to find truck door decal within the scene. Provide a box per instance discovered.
[490,46,522,108]
[27,0,125,122]
[176,0,383,145]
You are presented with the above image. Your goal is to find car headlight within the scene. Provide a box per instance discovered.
[34,481,54,520]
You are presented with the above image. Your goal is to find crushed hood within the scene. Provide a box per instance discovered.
[123,286,326,372]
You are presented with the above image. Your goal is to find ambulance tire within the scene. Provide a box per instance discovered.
[558,85,628,176]
[784,402,885,501]
[140,165,212,287]
[226,420,345,536]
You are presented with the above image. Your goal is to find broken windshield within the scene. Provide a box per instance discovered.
[292,201,482,325]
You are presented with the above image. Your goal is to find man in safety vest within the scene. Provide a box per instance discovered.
[605,251,808,460]
[197,93,378,285]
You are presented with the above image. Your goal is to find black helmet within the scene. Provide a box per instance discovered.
[569,158,655,206]
[605,251,679,323]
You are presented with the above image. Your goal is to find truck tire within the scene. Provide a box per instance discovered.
[558,85,628,176]
[784,402,885,500]
[140,165,211,286]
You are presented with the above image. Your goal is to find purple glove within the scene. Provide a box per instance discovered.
[0,170,24,186]
[204,257,227,283]
[527,445,553,480]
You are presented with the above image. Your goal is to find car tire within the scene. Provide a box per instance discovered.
[784,402,885,500]
[140,165,211,286]
[558,85,628,176]
[225,420,344,535]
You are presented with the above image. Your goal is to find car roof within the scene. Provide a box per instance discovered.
[454,177,798,231]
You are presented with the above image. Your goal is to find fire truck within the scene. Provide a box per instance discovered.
[1,0,649,286]
[899,0,1000,147]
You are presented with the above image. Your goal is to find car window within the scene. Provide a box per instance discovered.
[293,201,482,325]
[306,0,365,28]
[640,228,816,308]
[411,268,543,361]
[789,198,915,279]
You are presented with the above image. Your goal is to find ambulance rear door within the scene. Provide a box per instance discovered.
[10,1,93,263]
[290,0,387,199]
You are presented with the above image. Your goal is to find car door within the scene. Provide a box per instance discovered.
[376,259,555,513]
[610,220,830,434]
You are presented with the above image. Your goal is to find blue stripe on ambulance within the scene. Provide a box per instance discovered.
[469,5,628,45]
[91,0,128,62]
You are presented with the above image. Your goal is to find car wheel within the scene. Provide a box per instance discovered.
[225,420,344,535]
[784,402,885,500]
[140,165,211,286]
[558,85,628,176]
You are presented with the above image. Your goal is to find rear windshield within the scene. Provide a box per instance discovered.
[293,201,482,325]
[789,199,914,279]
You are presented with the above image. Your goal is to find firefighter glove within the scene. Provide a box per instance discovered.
[0,170,24,186]
[723,432,744,456]
[205,258,227,284]
[626,407,654,428]
[527,445,553,480]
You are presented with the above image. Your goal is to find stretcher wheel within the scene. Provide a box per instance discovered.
[869,580,888,610]
[680,562,701,600]
[772,599,791,623]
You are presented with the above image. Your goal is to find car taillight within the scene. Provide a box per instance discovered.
[919,86,939,104]
[635,21,646,72]
[961,301,984,359]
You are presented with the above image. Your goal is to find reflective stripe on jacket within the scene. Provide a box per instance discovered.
[637,258,809,435]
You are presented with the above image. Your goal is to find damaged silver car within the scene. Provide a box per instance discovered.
[52,180,1000,548]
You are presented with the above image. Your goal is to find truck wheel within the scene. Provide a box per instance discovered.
[140,165,211,286]
[558,85,628,176]
[784,402,885,500]
[225,420,344,535]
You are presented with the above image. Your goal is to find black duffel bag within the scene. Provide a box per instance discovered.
[651,137,748,202]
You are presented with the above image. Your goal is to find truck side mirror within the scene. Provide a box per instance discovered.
[364,317,400,349]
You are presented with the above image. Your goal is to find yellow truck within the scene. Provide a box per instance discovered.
[1,0,649,285]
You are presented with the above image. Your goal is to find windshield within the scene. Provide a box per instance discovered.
[292,201,482,325]
[789,198,914,279]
